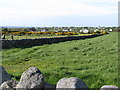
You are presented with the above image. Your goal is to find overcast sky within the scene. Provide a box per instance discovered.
[0,0,118,27]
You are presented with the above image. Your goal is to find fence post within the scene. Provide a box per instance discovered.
[11,35,13,39]
[2,34,5,39]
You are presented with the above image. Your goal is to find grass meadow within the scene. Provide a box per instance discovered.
[2,32,119,88]
[3,33,92,40]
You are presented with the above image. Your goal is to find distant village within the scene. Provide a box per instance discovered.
[1,26,118,34]
[0,26,119,40]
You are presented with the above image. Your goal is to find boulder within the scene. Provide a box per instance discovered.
[16,67,44,89]
[100,85,119,90]
[0,80,18,89]
[0,66,11,85]
[56,77,88,89]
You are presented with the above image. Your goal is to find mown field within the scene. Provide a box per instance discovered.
[2,32,119,88]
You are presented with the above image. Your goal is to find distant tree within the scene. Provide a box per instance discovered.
[2,28,8,31]
[70,26,74,29]
[29,27,36,31]
[8,29,11,31]
[24,28,27,31]
[84,27,88,29]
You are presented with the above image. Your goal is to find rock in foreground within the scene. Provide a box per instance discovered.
[56,77,88,89]
[0,66,11,85]
[100,85,119,90]
[0,80,18,89]
[16,67,44,89]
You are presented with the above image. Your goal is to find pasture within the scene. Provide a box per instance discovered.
[1,34,91,40]
[2,32,119,88]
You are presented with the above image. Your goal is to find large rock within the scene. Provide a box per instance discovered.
[56,77,88,89]
[16,67,44,89]
[0,66,11,85]
[0,80,18,89]
[100,85,119,90]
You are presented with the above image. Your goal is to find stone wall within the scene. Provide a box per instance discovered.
[2,34,103,49]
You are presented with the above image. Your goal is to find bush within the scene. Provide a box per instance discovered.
[100,31,108,34]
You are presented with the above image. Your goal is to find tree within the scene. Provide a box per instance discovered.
[2,28,8,31]
[29,27,36,31]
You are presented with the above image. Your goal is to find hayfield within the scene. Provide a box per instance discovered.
[2,32,119,88]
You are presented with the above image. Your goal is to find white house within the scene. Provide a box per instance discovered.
[63,29,69,32]
[100,30,105,32]
[109,29,113,32]
[69,28,75,31]
[94,29,99,32]
[79,30,83,33]
[41,29,48,32]
[82,29,90,34]
[79,28,85,33]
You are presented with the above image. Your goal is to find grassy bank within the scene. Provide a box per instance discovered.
[2,32,119,88]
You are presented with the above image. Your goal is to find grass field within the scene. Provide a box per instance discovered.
[2,32,119,88]
[2,34,92,40]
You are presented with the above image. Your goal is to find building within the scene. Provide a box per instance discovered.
[109,29,113,32]
[41,29,49,32]
[94,29,99,32]
[82,29,90,34]
[63,29,69,32]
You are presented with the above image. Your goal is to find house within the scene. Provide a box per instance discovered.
[41,29,49,32]
[69,28,75,31]
[79,30,83,33]
[80,29,90,34]
[79,28,85,33]
[100,30,106,32]
[63,29,69,32]
[82,29,90,34]
[94,29,99,32]
[109,29,113,32]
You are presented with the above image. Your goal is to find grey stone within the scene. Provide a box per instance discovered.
[100,85,119,90]
[0,66,11,85]
[16,67,44,89]
[0,80,18,89]
[56,77,88,89]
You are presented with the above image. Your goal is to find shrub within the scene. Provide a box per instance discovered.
[100,31,108,34]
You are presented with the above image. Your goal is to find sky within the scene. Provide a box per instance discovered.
[0,0,119,27]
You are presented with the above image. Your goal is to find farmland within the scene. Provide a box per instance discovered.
[0,26,112,40]
[1,33,92,40]
[0,30,106,40]
[2,32,119,88]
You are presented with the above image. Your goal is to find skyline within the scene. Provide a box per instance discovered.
[0,0,118,27]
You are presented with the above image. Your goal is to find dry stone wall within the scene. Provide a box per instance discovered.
[2,34,103,49]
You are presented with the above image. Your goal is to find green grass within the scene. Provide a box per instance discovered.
[2,32,119,88]
[2,34,68,39]
[2,34,92,40]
